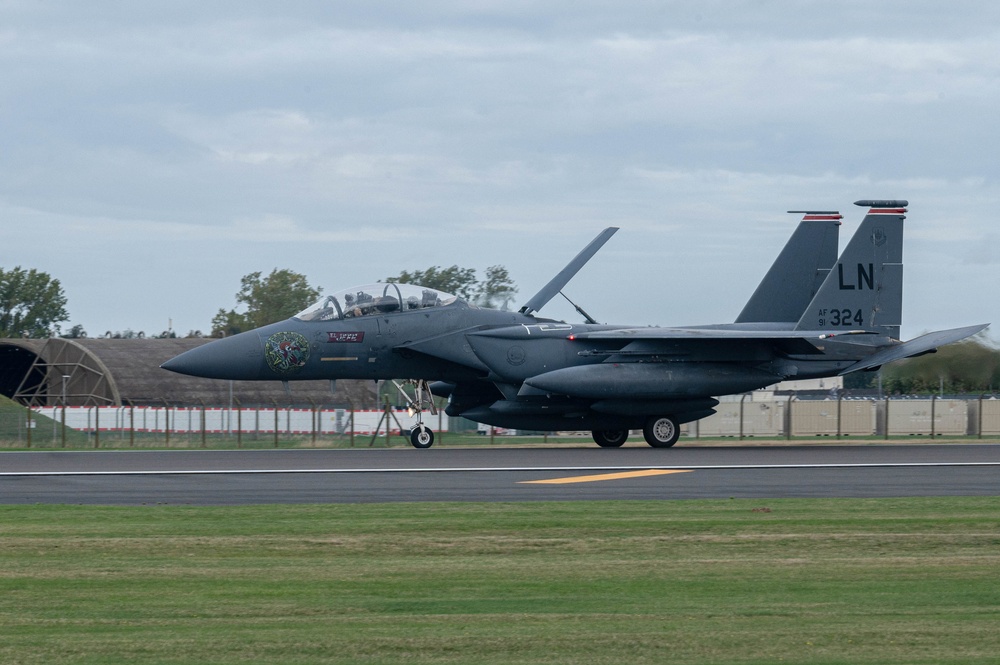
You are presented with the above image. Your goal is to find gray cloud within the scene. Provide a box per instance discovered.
[1,1,997,337]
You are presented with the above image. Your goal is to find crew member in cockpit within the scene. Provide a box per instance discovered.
[343,293,363,318]
[355,291,374,316]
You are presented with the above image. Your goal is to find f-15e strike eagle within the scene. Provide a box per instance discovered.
[162,200,987,448]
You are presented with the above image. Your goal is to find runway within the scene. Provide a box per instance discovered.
[2,444,999,505]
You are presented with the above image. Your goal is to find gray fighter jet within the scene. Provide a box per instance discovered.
[162,201,987,448]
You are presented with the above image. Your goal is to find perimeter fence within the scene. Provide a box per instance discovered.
[3,404,442,449]
[1,396,999,449]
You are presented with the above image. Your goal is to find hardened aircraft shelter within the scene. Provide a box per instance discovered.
[0,338,368,408]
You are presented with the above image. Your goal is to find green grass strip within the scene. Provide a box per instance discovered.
[2,498,999,664]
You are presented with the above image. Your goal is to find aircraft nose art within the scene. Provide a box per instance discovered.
[160,332,264,380]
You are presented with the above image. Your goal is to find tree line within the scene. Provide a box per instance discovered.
[843,333,1000,395]
[0,263,517,340]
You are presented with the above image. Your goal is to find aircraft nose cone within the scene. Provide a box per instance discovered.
[160,332,264,380]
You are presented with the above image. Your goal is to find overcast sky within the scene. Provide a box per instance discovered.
[3,1,998,340]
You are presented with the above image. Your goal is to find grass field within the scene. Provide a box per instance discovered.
[2,498,999,664]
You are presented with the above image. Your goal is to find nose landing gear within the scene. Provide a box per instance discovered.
[392,379,438,448]
[409,424,434,449]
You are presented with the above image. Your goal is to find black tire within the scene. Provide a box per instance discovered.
[592,429,628,448]
[409,426,434,449]
[643,416,679,448]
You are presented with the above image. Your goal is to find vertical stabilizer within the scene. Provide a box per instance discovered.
[735,211,841,323]
[796,200,907,339]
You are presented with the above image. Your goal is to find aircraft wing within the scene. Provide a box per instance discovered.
[837,323,990,374]
[570,327,874,340]
[568,327,879,357]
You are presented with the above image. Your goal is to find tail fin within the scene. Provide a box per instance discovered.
[795,200,907,339]
[735,211,841,323]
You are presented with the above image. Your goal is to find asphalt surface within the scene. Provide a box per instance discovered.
[2,444,999,505]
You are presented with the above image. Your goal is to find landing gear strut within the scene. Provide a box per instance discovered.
[392,379,437,449]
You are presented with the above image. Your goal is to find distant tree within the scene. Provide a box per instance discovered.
[842,370,875,391]
[211,269,320,337]
[880,335,1000,394]
[0,266,70,338]
[61,324,88,339]
[476,265,518,311]
[385,266,478,301]
[101,329,144,339]
[384,264,518,309]
[210,308,248,338]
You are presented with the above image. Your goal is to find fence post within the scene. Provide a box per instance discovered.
[786,395,794,440]
[739,394,747,440]
[309,398,317,447]
[931,395,937,438]
[94,406,100,449]
[129,401,135,448]
[198,399,208,448]
[236,398,242,449]
[836,393,842,440]
[163,399,170,448]
[884,398,890,440]
[26,406,32,448]
[350,407,355,448]
[978,393,984,439]
[61,405,67,448]
[273,400,279,448]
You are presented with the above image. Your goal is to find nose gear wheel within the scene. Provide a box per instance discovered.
[392,379,438,448]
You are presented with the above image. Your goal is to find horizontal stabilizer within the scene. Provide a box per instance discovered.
[839,324,989,374]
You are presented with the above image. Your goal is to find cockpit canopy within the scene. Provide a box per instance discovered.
[294,283,458,322]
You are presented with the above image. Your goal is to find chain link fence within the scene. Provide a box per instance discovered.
[1,396,998,448]
[1,405,450,449]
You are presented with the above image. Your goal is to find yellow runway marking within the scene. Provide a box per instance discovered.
[520,469,693,485]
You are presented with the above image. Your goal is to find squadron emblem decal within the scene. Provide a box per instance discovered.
[871,227,887,247]
[264,331,310,375]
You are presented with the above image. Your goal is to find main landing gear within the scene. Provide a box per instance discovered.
[592,429,628,447]
[643,415,680,448]
[590,415,681,448]
[392,379,437,449]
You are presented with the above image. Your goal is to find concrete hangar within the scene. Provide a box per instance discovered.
[0,337,368,408]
